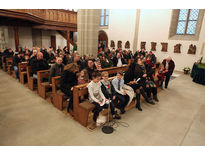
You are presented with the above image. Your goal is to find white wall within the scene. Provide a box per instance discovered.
[4,26,68,50]
[137,9,205,71]
[56,32,67,49]
[7,26,15,50]
[19,27,33,49]
[103,9,137,51]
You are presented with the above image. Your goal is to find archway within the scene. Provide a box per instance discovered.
[98,30,108,51]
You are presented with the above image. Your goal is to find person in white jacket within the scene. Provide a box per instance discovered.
[87,71,110,122]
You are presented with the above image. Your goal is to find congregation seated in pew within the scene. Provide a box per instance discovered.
[0,44,164,128]
[30,52,50,80]
[48,57,64,84]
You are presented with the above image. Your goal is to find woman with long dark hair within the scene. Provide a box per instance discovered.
[60,63,79,112]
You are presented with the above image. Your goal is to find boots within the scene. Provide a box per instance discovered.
[140,88,155,105]
[153,95,159,102]
[136,93,142,111]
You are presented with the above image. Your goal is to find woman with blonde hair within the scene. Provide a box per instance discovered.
[60,63,79,112]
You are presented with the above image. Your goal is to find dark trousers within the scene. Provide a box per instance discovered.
[158,76,163,87]
[146,87,157,98]
[115,93,129,110]
[92,101,116,122]
[165,74,171,88]
[66,92,73,111]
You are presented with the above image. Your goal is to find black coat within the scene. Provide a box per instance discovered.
[101,81,116,99]
[30,59,50,75]
[12,55,24,67]
[86,66,97,80]
[162,59,175,76]
[67,59,85,71]
[144,63,155,81]
[112,56,127,67]
[60,70,78,97]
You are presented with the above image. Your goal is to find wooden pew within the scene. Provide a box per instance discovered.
[26,66,35,90]
[51,76,67,110]
[99,65,129,76]
[73,76,131,127]
[37,70,51,99]
[50,65,129,112]
[19,62,28,84]
[6,57,13,75]
[73,83,94,127]
[1,56,6,71]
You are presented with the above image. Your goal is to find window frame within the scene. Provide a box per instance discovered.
[169,9,204,41]
[176,9,199,35]
[100,9,109,28]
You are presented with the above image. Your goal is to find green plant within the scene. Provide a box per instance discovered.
[183,67,191,71]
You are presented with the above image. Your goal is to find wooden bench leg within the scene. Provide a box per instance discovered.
[77,107,91,127]
[20,74,24,84]
[52,94,63,110]
[28,78,34,91]
[39,86,46,99]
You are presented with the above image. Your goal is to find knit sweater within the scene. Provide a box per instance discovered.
[87,81,106,103]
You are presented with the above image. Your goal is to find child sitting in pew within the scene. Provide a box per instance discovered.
[112,71,129,114]
[101,71,121,119]
[77,69,90,85]
[87,71,121,124]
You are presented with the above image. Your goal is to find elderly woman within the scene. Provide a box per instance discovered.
[162,56,175,88]
[60,63,79,112]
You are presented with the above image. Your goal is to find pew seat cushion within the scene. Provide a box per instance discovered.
[57,90,66,97]
[21,71,27,75]
[41,82,51,88]
[79,100,95,111]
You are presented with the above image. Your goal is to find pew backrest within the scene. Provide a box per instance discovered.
[18,62,28,73]
[51,76,61,94]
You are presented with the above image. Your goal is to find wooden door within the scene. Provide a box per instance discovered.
[51,35,56,51]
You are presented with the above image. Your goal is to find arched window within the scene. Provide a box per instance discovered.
[169,9,204,40]
[176,9,199,35]
[100,9,109,27]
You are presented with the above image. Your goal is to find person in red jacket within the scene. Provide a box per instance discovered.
[157,64,166,88]
[162,56,175,88]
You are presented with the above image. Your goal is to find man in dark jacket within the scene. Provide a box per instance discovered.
[162,56,175,88]
[49,57,64,83]
[86,59,97,80]
[12,52,25,79]
[113,52,127,67]
[30,52,50,79]
[67,52,85,71]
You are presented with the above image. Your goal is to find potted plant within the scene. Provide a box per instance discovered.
[183,67,191,74]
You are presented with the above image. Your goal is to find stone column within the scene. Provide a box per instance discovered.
[77,9,100,58]
[133,9,141,52]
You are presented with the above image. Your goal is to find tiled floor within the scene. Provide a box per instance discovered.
[0,70,205,145]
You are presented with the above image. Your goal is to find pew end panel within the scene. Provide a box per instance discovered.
[19,62,28,84]
[26,66,35,91]
[51,76,67,111]
[37,69,51,99]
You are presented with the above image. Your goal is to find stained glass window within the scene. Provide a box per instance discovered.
[176,9,199,35]
[100,9,109,26]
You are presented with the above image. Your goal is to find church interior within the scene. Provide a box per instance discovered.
[0,1,205,149]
